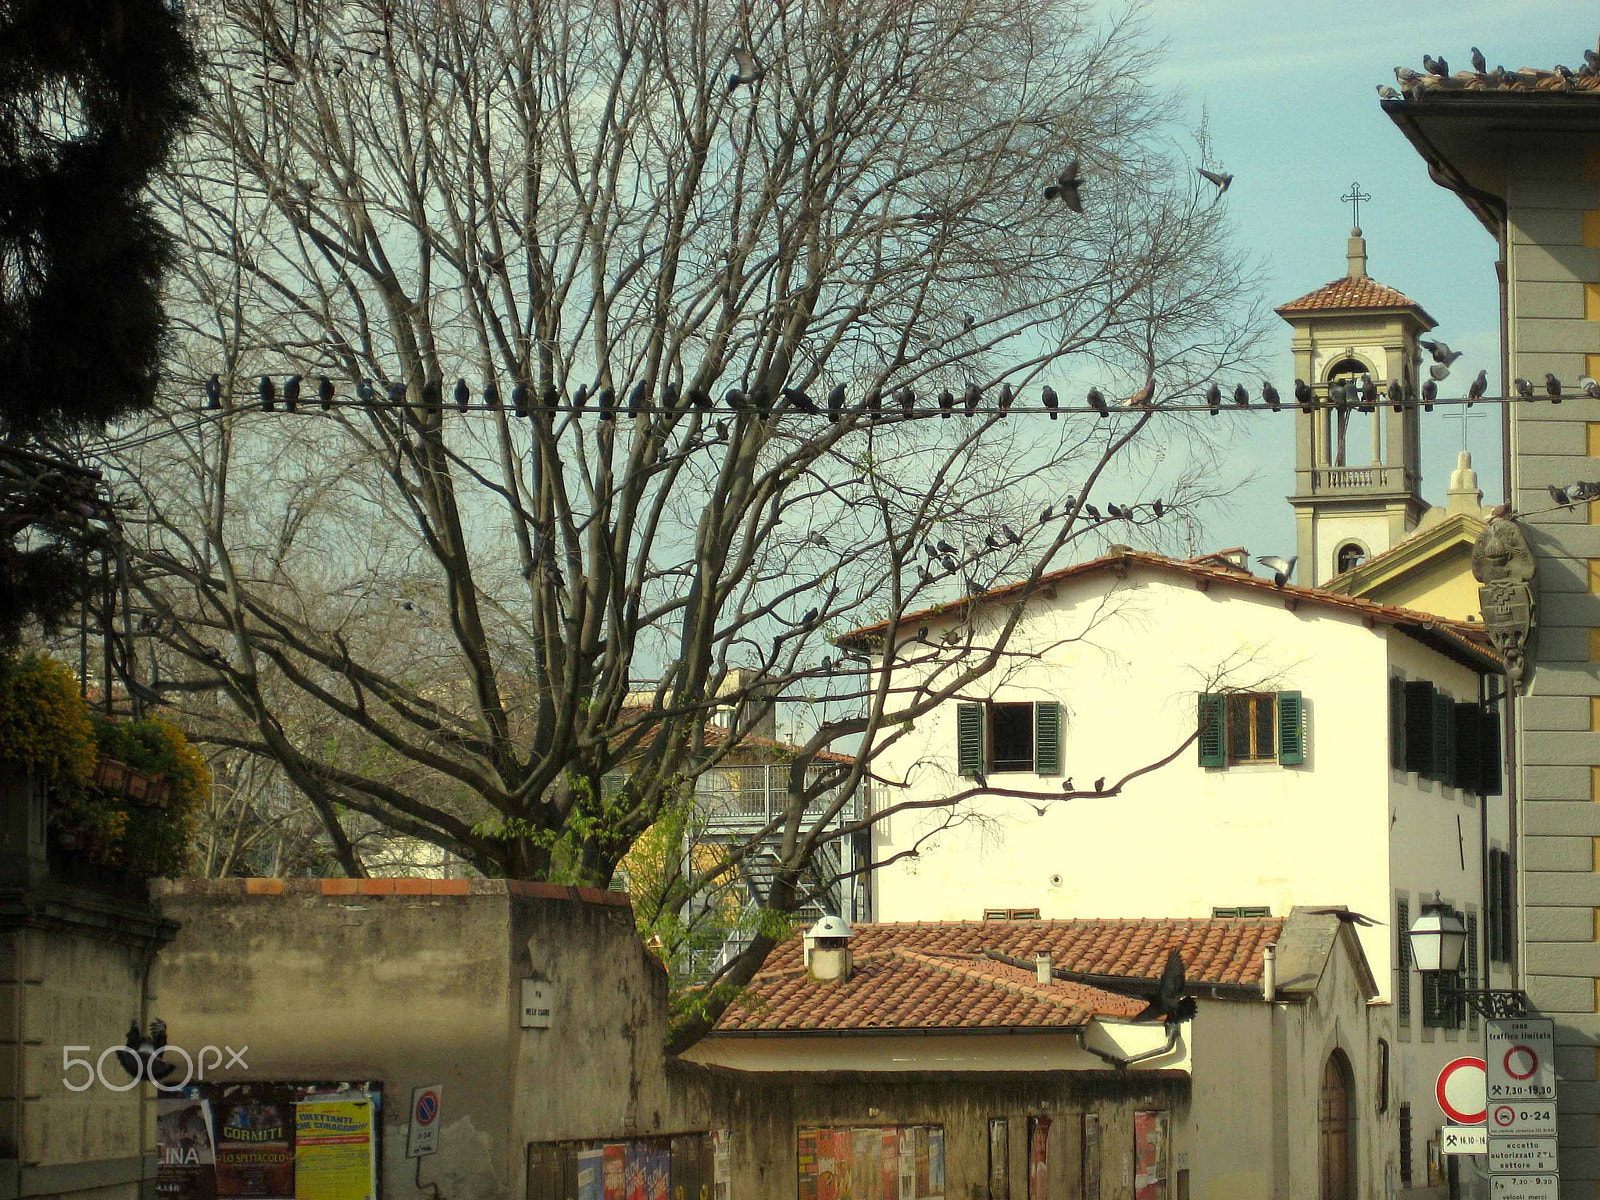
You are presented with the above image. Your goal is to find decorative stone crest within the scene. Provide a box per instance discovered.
[1472,517,1537,692]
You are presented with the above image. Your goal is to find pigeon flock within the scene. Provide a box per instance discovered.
[1381,44,1600,101]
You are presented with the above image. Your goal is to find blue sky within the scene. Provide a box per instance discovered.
[1140,1,1585,562]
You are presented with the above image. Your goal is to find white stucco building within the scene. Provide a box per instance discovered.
[841,548,1508,1195]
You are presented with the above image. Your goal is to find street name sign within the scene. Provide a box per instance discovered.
[1441,1125,1487,1155]
[1489,1100,1556,1139]
[1487,1019,1556,1101]
[1489,1176,1558,1200]
[1488,1138,1558,1173]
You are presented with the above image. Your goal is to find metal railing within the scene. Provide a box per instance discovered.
[693,764,862,829]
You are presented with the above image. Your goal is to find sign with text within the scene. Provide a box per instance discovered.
[521,979,554,1028]
[1487,1019,1556,1101]
[1489,1101,1556,1139]
[407,1084,441,1158]
[1489,1175,1558,1200]
[1488,1138,1558,1174]
[1441,1125,1486,1155]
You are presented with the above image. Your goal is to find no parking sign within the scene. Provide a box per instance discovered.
[407,1084,442,1158]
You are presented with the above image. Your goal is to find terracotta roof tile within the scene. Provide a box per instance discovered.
[1275,274,1429,317]
[714,917,1282,1034]
[1389,67,1600,98]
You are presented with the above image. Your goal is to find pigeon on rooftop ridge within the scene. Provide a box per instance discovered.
[1257,555,1296,588]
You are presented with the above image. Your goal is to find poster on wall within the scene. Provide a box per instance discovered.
[158,1096,218,1199]
[926,1130,943,1200]
[797,1131,819,1200]
[794,1126,945,1200]
[578,1147,605,1200]
[215,1099,295,1198]
[711,1130,731,1200]
[1027,1117,1050,1200]
[293,1099,376,1200]
[1132,1112,1169,1200]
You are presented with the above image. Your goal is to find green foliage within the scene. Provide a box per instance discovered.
[76,714,209,877]
[0,654,95,784]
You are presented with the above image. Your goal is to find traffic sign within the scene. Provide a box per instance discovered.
[1487,1019,1556,1101]
[1489,1176,1557,1200]
[1436,1056,1487,1125]
[1489,1101,1556,1139]
[407,1083,442,1158]
[1488,1138,1558,1173]
[1442,1125,1487,1155]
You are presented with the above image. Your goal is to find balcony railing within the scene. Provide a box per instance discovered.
[693,764,863,830]
[1311,465,1409,491]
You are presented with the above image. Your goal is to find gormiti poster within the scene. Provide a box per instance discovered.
[215,1101,294,1199]
[293,1099,376,1200]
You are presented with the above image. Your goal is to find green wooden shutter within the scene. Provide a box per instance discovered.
[1487,849,1502,961]
[1404,682,1434,774]
[1033,702,1063,776]
[1389,677,1407,771]
[1197,693,1225,767]
[1480,709,1503,797]
[1466,912,1480,1033]
[1396,896,1411,1025]
[1454,703,1481,795]
[1499,850,1514,964]
[1276,691,1304,765]
[957,702,984,777]
[1431,692,1452,785]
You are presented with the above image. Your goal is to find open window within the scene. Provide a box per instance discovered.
[1197,691,1304,767]
[956,701,1063,776]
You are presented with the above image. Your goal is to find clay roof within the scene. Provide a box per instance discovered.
[713,917,1282,1034]
[1389,66,1600,99]
[834,549,1501,671]
[1275,274,1432,320]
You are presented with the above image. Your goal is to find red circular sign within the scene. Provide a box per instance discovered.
[1492,1104,1516,1128]
[1436,1056,1487,1125]
[1503,1045,1538,1080]
[416,1091,438,1124]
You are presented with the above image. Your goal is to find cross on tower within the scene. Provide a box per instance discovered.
[1341,182,1372,230]
[1445,407,1485,452]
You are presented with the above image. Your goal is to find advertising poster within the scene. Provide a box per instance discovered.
[1132,1112,1169,1200]
[816,1128,836,1200]
[646,1142,671,1200]
[898,1130,915,1200]
[215,1100,295,1199]
[914,1129,929,1200]
[578,1147,605,1200]
[626,1143,647,1200]
[604,1143,627,1200]
[881,1130,897,1200]
[1027,1118,1051,1200]
[927,1129,944,1200]
[293,1099,375,1200]
[158,1097,218,1200]
[797,1129,818,1200]
[711,1129,732,1200]
[832,1127,854,1200]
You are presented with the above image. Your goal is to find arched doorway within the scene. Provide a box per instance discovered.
[1318,1049,1355,1200]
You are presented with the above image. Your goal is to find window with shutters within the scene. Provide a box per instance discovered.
[1487,849,1503,961]
[1389,677,1407,771]
[1396,897,1411,1025]
[1403,681,1434,775]
[1197,692,1304,767]
[1399,1104,1413,1187]
[1493,849,1514,964]
[1466,912,1480,1033]
[958,700,1063,776]
[1454,703,1482,796]
[1480,708,1503,797]
[1212,905,1273,918]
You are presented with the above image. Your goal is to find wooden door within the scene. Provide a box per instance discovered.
[1318,1051,1354,1200]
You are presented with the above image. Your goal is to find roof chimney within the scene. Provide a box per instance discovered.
[1035,952,1053,986]
[1346,228,1367,280]
[1262,944,1277,1002]
[806,914,854,983]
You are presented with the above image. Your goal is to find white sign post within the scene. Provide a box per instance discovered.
[1441,1126,1487,1155]
[1486,1019,1556,1102]
[1489,1101,1556,1139]
[407,1083,442,1158]
[1489,1176,1558,1200]
[1485,1017,1558,1195]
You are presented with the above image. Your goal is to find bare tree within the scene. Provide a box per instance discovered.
[102,0,1261,1047]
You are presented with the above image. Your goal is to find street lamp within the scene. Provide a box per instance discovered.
[1406,893,1528,1019]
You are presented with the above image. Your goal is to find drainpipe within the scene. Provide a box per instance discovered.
[1262,945,1276,1002]
[1074,1023,1181,1072]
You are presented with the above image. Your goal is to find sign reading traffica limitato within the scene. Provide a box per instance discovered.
[1486,1019,1556,1101]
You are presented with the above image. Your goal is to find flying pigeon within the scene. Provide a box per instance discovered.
[1545,373,1563,402]
[727,46,764,93]
[1197,167,1232,194]
[115,1019,177,1083]
[1127,376,1156,409]
[1421,378,1437,411]
[1206,382,1221,415]
[1470,46,1487,74]
[1579,376,1600,399]
[1044,158,1083,211]
[1420,338,1463,366]
[1042,385,1059,418]
[205,373,222,409]
[1466,369,1488,405]
[1087,386,1108,416]
[1262,381,1281,412]
[1428,363,1451,382]
[319,375,336,410]
[963,384,982,415]
[1294,379,1314,410]
[1257,554,1296,588]
[1305,907,1384,928]
[1232,383,1249,407]
[455,378,471,412]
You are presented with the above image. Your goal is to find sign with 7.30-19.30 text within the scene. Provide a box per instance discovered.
[1487,1019,1555,1102]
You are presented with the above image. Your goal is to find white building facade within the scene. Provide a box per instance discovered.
[849,551,1508,1195]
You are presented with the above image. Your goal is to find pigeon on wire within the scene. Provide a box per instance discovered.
[998,383,1015,415]
[1466,370,1488,405]
[115,1019,177,1083]
[1044,158,1083,211]
[939,390,955,418]
[1232,384,1249,408]
[1262,381,1281,412]
[512,381,530,418]
[1387,379,1404,413]
[258,375,276,411]
[1206,382,1222,415]
[1580,376,1600,399]
[1420,338,1463,366]
[1042,386,1059,419]
[1328,378,1346,406]
[1197,167,1232,194]
[1358,374,1377,413]
[1421,378,1437,411]
[358,377,378,407]
[1549,484,1575,509]
[628,380,649,417]
[284,374,301,411]
[1294,379,1314,411]
[319,376,336,410]
[1127,376,1155,409]
[964,384,982,415]
[828,383,847,421]
[1545,373,1563,402]
[1257,554,1296,588]
[1087,387,1108,417]
[727,46,764,93]
[420,377,441,409]
[455,378,471,412]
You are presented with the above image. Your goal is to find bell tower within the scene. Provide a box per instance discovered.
[1275,221,1435,587]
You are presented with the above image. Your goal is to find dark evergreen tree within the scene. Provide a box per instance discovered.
[0,0,199,648]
